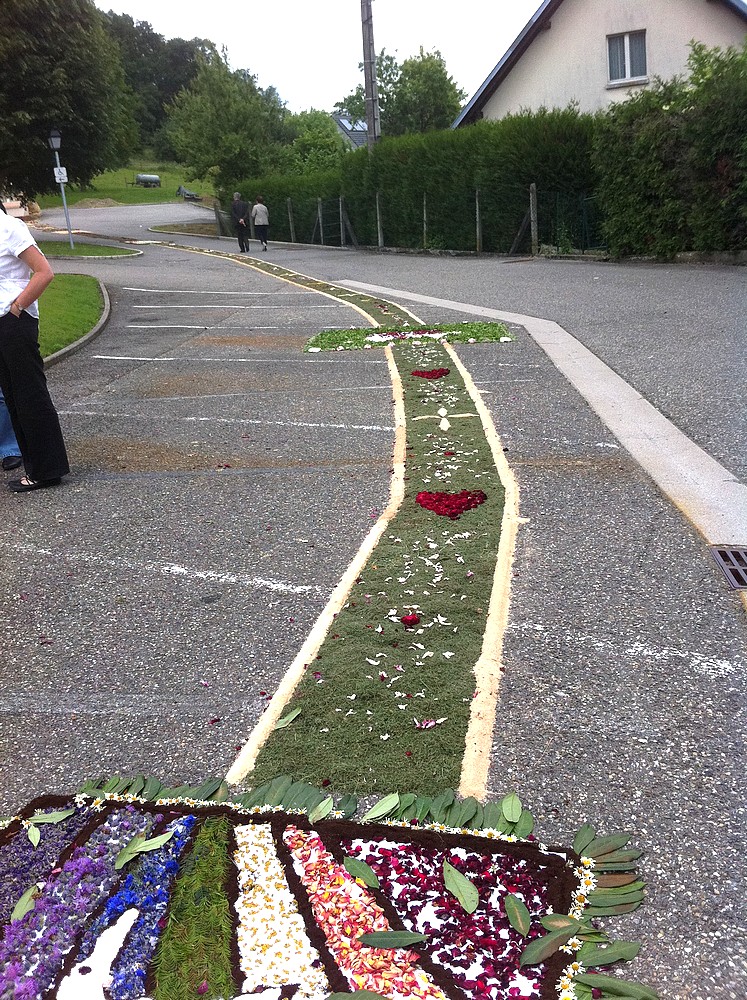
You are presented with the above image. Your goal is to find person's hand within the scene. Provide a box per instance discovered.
[239,219,246,226]
[9,301,22,317]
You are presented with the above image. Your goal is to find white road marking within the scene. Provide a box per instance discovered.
[125,325,279,330]
[123,287,316,295]
[15,543,322,595]
[60,409,394,431]
[92,354,386,364]
[132,304,340,309]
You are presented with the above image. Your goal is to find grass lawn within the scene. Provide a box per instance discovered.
[36,160,215,209]
[39,274,104,357]
[37,241,139,258]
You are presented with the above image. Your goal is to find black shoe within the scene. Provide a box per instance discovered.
[8,476,62,493]
[2,456,22,472]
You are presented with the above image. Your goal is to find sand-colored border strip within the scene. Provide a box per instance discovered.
[226,345,408,784]
[444,343,521,800]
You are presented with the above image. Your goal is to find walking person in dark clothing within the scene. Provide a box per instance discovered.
[231,192,250,252]
[0,204,69,492]
[251,196,269,252]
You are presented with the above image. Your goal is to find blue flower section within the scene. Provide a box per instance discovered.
[77,814,197,998]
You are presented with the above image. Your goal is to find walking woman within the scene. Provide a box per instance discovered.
[0,204,69,492]
[251,195,269,252]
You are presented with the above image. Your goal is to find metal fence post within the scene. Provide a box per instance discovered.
[475,188,482,253]
[317,197,325,246]
[530,183,539,256]
[287,197,296,243]
[376,190,384,248]
[423,191,428,249]
[339,196,345,247]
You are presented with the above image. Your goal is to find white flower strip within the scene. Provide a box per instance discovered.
[234,823,329,999]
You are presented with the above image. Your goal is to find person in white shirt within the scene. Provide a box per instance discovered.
[0,206,69,492]
[251,196,269,252]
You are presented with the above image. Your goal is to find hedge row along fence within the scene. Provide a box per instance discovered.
[222,42,746,258]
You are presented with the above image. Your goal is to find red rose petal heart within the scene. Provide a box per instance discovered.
[416,489,487,519]
[411,368,450,379]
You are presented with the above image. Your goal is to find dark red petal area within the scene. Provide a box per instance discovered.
[411,368,451,379]
[416,490,488,519]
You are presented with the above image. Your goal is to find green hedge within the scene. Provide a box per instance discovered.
[592,41,747,256]
[227,42,746,257]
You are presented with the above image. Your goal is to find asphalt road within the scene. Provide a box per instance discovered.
[2,202,745,999]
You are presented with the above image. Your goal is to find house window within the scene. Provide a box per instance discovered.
[607,30,647,83]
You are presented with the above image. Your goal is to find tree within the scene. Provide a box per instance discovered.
[0,0,137,199]
[387,49,466,136]
[164,51,294,190]
[287,111,347,173]
[334,48,465,136]
[102,12,216,149]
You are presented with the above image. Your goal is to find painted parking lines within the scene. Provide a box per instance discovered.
[60,409,394,432]
[12,542,322,596]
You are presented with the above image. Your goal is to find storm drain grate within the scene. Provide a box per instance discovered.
[710,546,747,590]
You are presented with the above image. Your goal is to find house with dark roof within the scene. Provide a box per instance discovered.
[331,113,369,150]
[454,0,747,126]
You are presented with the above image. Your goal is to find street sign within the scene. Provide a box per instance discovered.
[54,166,68,184]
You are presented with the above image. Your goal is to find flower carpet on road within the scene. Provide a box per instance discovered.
[0,779,656,1000]
[247,335,506,794]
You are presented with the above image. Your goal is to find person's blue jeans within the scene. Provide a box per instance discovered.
[0,388,20,460]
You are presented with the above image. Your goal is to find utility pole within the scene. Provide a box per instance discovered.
[361,0,381,148]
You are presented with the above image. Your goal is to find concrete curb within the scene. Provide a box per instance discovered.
[44,279,111,369]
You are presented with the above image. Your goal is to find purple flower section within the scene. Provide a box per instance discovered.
[75,814,197,1000]
[0,807,152,998]
[0,805,91,926]
[345,839,550,1000]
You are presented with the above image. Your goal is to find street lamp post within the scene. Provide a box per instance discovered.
[47,128,74,249]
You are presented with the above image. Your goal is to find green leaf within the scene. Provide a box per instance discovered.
[443,860,479,914]
[585,834,631,858]
[193,777,224,801]
[584,901,642,917]
[274,707,301,730]
[265,775,293,807]
[482,802,503,829]
[27,809,75,825]
[575,972,658,999]
[519,927,576,967]
[429,789,455,823]
[11,884,39,922]
[344,857,380,888]
[212,780,230,802]
[541,914,582,932]
[468,803,484,829]
[395,792,418,818]
[27,825,41,849]
[139,830,176,853]
[142,776,163,801]
[578,941,641,967]
[358,931,427,949]
[242,781,273,808]
[362,792,400,822]
[128,774,146,797]
[309,796,334,823]
[501,792,522,823]
[337,793,358,819]
[573,823,596,855]
[504,893,531,936]
[414,796,433,822]
[102,776,121,793]
[514,809,534,839]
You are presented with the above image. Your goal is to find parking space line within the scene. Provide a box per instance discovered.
[61,410,394,431]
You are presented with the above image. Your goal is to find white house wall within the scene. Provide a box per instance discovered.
[479,0,747,118]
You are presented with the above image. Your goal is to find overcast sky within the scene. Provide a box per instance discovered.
[94,0,543,113]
